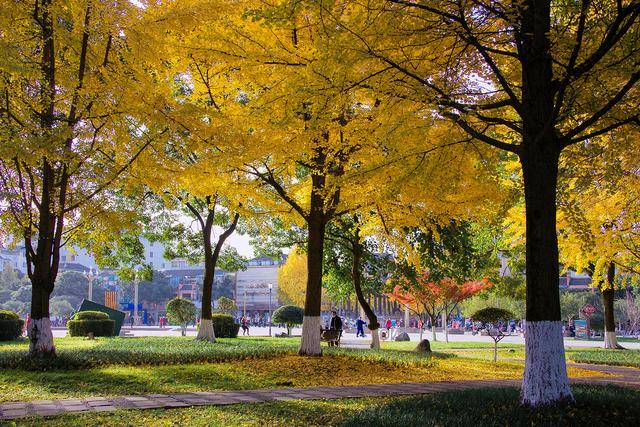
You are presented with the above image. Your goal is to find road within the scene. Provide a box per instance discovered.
[51,326,640,349]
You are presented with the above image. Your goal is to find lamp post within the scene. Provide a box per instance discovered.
[133,271,141,326]
[84,268,97,301]
[268,283,273,337]
[243,289,247,317]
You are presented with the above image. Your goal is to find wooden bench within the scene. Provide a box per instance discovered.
[321,329,342,347]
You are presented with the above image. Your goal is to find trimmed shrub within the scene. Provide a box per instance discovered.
[211,314,240,338]
[68,310,115,337]
[272,305,304,335]
[73,311,109,320]
[0,310,24,341]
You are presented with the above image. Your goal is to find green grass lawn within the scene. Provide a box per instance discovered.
[10,385,639,427]
[568,348,640,368]
[2,337,549,403]
[0,336,603,404]
[0,336,299,370]
[380,340,524,351]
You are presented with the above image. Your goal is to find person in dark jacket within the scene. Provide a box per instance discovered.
[356,316,366,337]
[328,310,343,347]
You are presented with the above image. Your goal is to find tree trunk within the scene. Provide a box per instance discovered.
[603,262,623,349]
[299,218,325,356]
[28,282,55,358]
[443,311,449,343]
[196,211,239,343]
[518,0,573,406]
[351,237,380,349]
[520,148,572,406]
[196,221,216,343]
[430,315,437,341]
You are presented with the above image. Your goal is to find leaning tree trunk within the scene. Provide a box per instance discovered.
[520,145,573,406]
[299,218,325,356]
[603,262,623,349]
[351,239,380,349]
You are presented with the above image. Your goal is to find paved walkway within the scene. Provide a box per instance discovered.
[1,364,638,421]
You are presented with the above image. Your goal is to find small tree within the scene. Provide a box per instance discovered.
[387,271,491,341]
[215,297,238,315]
[166,298,197,336]
[272,305,304,336]
[471,307,515,362]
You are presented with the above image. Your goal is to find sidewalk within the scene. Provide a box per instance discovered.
[1,364,638,421]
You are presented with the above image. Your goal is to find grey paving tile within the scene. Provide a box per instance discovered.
[62,405,90,412]
[92,406,117,412]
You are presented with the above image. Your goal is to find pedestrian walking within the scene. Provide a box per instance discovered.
[241,316,250,336]
[356,316,366,337]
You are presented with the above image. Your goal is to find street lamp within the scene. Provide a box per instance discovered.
[84,268,98,301]
[133,270,141,326]
[268,283,273,337]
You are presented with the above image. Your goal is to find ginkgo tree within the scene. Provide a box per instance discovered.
[324,0,640,405]
[0,0,166,357]
[557,130,640,349]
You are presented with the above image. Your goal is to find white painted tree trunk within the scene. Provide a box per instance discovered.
[443,311,449,343]
[522,321,573,406]
[431,326,437,341]
[196,318,216,343]
[419,327,423,341]
[299,316,322,356]
[370,328,381,349]
[604,331,623,349]
[28,318,55,357]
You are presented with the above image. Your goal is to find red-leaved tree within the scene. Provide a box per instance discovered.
[387,271,491,342]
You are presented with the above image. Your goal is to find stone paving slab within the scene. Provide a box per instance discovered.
[1,364,638,421]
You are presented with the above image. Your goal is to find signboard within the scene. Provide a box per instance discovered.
[574,319,589,339]
[78,299,126,336]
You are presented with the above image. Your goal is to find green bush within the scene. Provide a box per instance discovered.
[211,314,240,338]
[73,311,109,320]
[0,310,24,341]
[68,319,115,337]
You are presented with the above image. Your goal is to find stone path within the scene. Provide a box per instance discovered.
[1,364,638,421]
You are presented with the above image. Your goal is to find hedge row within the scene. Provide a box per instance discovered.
[68,319,115,337]
[68,311,115,337]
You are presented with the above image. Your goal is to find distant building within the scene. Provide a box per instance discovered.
[235,256,281,313]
